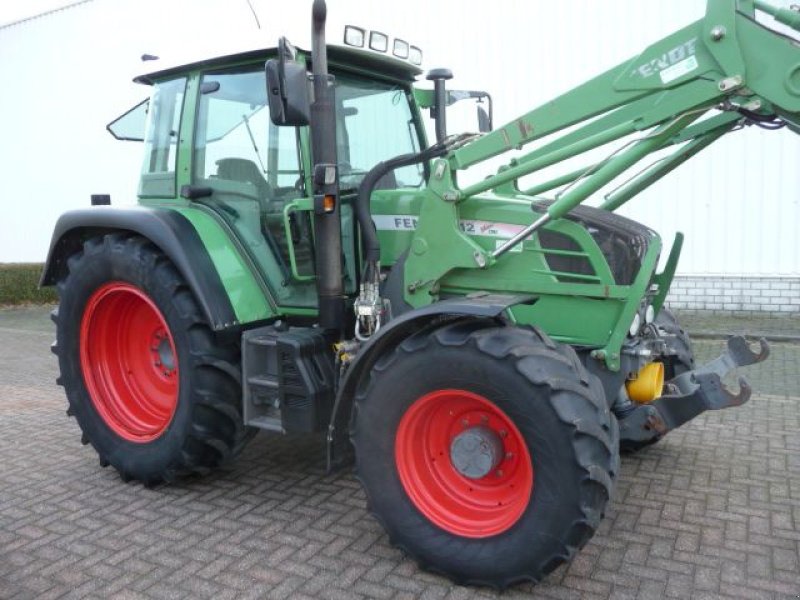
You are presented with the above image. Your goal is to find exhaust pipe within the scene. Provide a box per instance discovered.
[310,0,345,332]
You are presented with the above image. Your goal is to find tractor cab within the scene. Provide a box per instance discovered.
[108,44,428,315]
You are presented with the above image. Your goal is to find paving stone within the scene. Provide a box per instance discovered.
[1,306,799,598]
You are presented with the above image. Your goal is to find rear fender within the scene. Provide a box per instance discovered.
[41,206,261,331]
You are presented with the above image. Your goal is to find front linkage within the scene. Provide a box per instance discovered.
[618,336,770,447]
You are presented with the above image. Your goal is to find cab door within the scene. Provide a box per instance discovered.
[192,67,321,310]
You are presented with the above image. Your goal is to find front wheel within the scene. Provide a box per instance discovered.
[352,321,619,587]
[53,233,255,485]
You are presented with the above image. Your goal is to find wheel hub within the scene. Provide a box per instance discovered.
[450,425,503,479]
[152,331,176,374]
[394,389,534,538]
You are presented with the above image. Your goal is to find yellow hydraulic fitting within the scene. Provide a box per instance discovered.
[626,362,665,404]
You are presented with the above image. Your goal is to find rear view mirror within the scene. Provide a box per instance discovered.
[477,105,492,133]
[266,37,311,126]
[422,88,493,135]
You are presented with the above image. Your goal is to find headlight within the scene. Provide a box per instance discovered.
[344,26,366,48]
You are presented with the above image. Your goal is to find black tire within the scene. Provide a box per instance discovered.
[351,320,619,587]
[52,233,255,485]
[655,307,695,379]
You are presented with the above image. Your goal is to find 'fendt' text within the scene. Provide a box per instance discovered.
[634,38,698,79]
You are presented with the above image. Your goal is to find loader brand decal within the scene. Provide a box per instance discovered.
[659,55,698,84]
[373,215,529,251]
[633,38,698,83]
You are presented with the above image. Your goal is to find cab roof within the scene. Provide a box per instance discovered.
[134,44,422,85]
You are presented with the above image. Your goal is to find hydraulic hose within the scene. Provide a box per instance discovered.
[737,107,786,130]
[356,143,451,265]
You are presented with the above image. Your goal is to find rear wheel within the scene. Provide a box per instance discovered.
[53,233,255,485]
[352,321,619,587]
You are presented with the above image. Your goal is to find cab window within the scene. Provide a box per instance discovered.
[139,77,186,197]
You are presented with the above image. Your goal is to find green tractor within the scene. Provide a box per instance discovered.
[44,0,794,587]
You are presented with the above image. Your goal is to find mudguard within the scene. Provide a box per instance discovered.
[41,206,238,331]
[326,292,535,471]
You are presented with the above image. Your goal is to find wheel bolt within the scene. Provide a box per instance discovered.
[480,415,489,424]
[495,469,504,477]
[505,452,514,460]
[499,429,508,438]
[461,419,469,427]
[155,360,162,367]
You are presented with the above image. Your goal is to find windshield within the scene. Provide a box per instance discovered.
[334,73,423,191]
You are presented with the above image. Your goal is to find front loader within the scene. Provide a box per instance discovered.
[43,0,794,587]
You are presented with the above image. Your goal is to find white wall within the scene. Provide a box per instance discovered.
[0,0,798,276]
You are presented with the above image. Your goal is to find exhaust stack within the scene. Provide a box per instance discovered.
[310,0,344,332]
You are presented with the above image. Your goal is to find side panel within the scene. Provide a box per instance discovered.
[41,206,275,330]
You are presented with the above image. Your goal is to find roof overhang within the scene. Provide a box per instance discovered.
[134,44,422,85]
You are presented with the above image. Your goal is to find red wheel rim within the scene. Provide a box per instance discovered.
[395,389,534,538]
[80,282,179,442]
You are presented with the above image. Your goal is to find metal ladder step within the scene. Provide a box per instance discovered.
[248,336,278,347]
[247,375,279,389]
[247,415,283,433]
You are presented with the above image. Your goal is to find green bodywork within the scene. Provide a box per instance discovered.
[128,0,799,370]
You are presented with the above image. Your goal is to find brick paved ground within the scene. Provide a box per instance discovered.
[1,306,799,599]
[675,311,800,341]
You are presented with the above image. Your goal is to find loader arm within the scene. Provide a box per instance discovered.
[452,0,800,178]
[424,0,800,251]
[400,0,800,370]
[403,0,799,311]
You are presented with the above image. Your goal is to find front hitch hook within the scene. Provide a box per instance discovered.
[618,336,770,446]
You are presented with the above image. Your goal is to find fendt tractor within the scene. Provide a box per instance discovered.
[42,0,794,587]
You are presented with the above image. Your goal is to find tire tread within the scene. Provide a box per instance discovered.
[352,320,619,588]
[53,234,255,485]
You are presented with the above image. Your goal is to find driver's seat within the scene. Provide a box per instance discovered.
[215,158,272,200]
